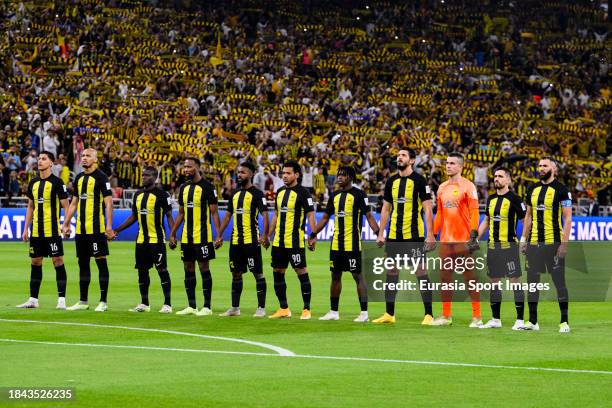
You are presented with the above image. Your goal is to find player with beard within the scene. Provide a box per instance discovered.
[215,161,270,317]
[374,148,436,324]
[520,158,573,333]
[477,168,526,329]
[169,157,221,316]
[62,148,114,312]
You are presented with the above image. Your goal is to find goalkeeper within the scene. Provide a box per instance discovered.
[431,153,482,327]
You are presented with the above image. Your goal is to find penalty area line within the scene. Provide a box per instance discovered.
[1,337,611,376]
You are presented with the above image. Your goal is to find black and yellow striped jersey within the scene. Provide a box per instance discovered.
[160,166,173,187]
[525,180,572,244]
[325,187,369,252]
[178,179,218,244]
[132,187,172,244]
[273,185,315,249]
[132,165,143,188]
[116,160,132,181]
[27,175,68,238]
[485,191,526,249]
[383,173,431,240]
[228,186,268,246]
[74,169,113,235]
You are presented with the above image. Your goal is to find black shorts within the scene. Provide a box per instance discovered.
[330,250,362,274]
[135,243,167,270]
[525,243,565,276]
[271,246,307,269]
[487,247,521,278]
[229,244,263,275]
[29,236,64,258]
[385,238,425,261]
[181,242,216,262]
[75,234,109,259]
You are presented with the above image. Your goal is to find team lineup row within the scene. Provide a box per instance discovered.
[16,147,573,333]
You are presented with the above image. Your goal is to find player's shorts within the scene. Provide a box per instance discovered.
[75,233,109,258]
[487,247,522,278]
[180,242,216,262]
[271,246,307,269]
[229,244,263,275]
[330,250,362,274]
[385,238,425,260]
[135,243,167,270]
[29,236,64,258]
[525,243,565,275]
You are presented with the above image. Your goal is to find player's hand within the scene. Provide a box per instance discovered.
[376,234,385,248]
[105,228,116,241]
[466,230,479,253]
[308,237,317,251]
[22,230,28,242]
[556,242,568,259]
[61,224,71,239]
[169,235,177,250]
[214,236,223,249]
[424,236,436,253]
[519,241,527,254]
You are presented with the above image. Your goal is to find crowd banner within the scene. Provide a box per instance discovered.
[0,209,610,242]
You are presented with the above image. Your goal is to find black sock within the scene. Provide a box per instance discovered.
[158,269,172,306]
[231,277,243,308]
[201,269,212,309]
[359,297,368,312]
[513,289,525,320]
[417,275,433,315]
[298,273,311,310]
[528,302,538,324]
[273,272,288,309]
[95,258,110,303]
[30,264,43,299]
[184,269,197,308]
[385,273,399,315]
[78,258,91,302]
[54,264,67,298]
[137,269,150,306]
[490,288,502,319]
[330,296,339,312]
[559,301,568,324]
[255,276,266,308]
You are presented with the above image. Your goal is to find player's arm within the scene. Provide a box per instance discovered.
[377,200,391,247]
[260,209,270,249]
[103,195,115,240]
[267,210,278,242]
[22,199,34,241]
[165,210,175,237]
[558,199,573,258]
[432,192,443,238]
[62,196,78,238]
[114,214,137,235]
[169,206,184,249]
[466,185,480,251]
[520,206,532,254]
[215,210,231,249]
[422,199,436,251]
[306,209,317,251]
[210,203,221,241]
[311,191,333,239]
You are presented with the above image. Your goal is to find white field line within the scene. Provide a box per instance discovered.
[0,318,295,356]
[1,319,611,376]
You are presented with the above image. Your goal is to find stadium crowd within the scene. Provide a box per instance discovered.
[0,0,610,208]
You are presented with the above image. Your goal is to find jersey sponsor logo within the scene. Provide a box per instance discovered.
[80,194,88,200]
[186,201,195,208]
[280,206,290,213]
[492,215,506,222]
[444,201,457,208]
[106,182,111,190]
[307,197,313,206]
[37,197,45,204]
[139,209,149,215]
[234,208,244,215]
[337,211,346,217]
[396,197,412,204]
[536,204,546,211]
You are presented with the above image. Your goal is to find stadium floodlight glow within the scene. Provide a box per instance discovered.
[356,16,360,20]
[304,28,307,31]
[394,35,398,39]
[366,5,370,9]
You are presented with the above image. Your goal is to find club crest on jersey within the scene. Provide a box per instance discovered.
[452,189,459,196]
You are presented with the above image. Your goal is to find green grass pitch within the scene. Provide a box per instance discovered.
[0,241,611,407]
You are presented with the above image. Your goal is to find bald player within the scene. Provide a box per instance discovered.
[62,148,115,312]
